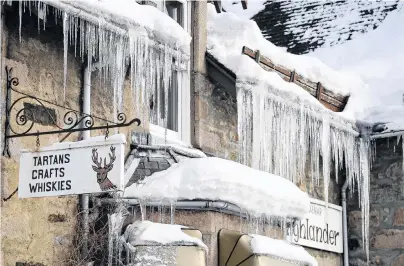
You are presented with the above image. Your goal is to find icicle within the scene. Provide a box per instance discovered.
[18,1,22,42]
[170,201,175,224]
[322,114,330,207]
[37,1,40,34]
[140,202,145,221]
[402,135,404,178]
[62,11,68,100]
[0,6,3,254]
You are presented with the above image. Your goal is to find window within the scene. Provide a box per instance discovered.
[165,1,184,27]
[146,0,190,144]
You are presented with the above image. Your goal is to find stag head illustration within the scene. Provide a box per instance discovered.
[91,146,117,191]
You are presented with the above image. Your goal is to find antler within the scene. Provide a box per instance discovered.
[104,146,116,168]
[92,148,102,168]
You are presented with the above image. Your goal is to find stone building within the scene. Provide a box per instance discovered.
[0,1,393,266]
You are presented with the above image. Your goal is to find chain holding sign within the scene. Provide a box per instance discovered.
[18,134,126,198]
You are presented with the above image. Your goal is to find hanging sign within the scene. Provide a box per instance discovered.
[18,134,126,198]
[286,198,343,253]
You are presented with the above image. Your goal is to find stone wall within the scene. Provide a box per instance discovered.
[0,4,140,265]
[1,6,81,266]
[348,137,404,266]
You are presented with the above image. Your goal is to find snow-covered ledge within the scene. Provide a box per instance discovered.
[14,0,191,120]
[42,0,191,53]
[124,157,310,220]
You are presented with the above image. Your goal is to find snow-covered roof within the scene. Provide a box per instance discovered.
[43,0,191,52]
[124,157,310,219]
[250,234,318,266]
[207,3,361,98]
[311,7,404,134]
[222,0,402,55]
[124,220,207,249]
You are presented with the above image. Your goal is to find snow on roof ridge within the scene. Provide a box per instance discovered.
[124,157,310,219]
[207,3,362,97]
[249,234,318,266]
[43,0,191,53]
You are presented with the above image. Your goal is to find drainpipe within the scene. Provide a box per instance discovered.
[342,179,349,266]
[80,62,101,257]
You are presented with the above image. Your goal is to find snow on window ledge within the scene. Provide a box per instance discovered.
[250,234,318,266]
[124,220,208,250]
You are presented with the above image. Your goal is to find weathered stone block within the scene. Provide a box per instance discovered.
[392,253,404,266]
[23,102,57,126]
[385,161,403,181]
[371,229,404,249]
[349,210,379,229]
[370,183,404,204]
[393,208,404,226]
[48,214,66,223]
[15,262,45,266]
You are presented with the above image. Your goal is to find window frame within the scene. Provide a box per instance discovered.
[148,0,191,145]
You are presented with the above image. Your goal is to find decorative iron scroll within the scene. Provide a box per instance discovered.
[2,66,141,157]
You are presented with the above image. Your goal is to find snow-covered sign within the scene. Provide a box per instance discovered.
[286,198,343,254]
[18,134,126,198]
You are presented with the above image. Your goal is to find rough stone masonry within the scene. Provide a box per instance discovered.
[348,137,404,266]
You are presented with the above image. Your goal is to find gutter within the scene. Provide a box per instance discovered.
[342,179,349,266]
[370,129,404,140]
[97,198,299,226]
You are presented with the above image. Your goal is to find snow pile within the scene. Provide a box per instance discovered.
[250,234,318,266]
[124,157,310,219]
[124,220,207,249]
[207,3,361,97]
[16,1,190,130]
[312,7,404,133]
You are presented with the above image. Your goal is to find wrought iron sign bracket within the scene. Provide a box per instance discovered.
[2,66,141,157]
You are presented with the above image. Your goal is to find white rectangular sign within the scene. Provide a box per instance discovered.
[18,135,126,198]
[286,198,343,253]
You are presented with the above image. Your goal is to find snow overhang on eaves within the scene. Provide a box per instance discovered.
[42,0,191,55]
[206,52,360,137]
[123,157,311,220]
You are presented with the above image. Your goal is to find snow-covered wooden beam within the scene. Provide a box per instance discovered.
[241,46,349,112]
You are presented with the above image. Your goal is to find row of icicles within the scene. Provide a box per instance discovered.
[7,1,401,265]
[12,0,188,130]
[236,82,372,261]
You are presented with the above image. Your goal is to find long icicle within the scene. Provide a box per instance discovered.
[62,11,68,101]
